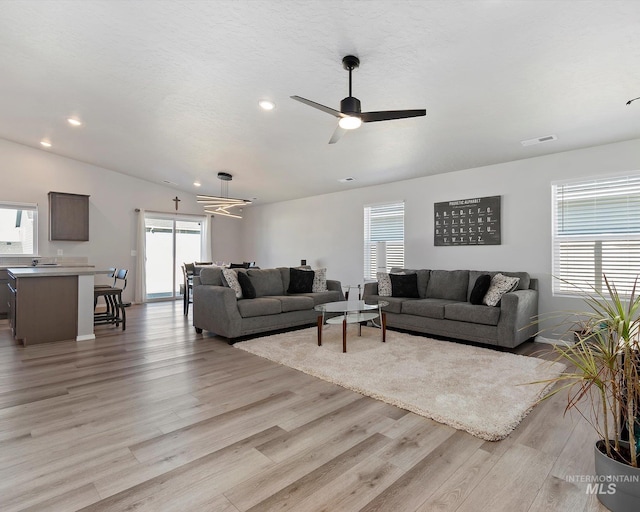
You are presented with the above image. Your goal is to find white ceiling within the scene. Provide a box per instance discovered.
[1,0,640,205]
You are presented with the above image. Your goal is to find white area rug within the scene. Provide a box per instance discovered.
[234,325,566,441]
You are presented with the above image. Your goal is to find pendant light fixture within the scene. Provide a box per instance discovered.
[197,172,252,219]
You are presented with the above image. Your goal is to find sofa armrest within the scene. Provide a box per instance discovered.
[497,289,539,347]
[326,280,346,300]
[363,281,378,298]
[193,284,243,338]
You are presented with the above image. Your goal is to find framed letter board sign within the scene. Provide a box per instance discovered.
[434,195,501,246]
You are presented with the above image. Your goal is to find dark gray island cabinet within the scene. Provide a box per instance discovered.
[8,267,98,345]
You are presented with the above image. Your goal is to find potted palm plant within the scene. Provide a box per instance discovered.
[542,275,639,512]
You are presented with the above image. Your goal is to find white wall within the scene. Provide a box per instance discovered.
[241,138,640,337]
[0,139,242,302]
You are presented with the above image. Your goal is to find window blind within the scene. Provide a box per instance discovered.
[553,174,640,296]
[364,202,404,279]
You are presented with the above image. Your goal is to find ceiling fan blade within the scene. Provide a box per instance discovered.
[328,124,346,144]
[360,109,426,123]
[290,96,342,118]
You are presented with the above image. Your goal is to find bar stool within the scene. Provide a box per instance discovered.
[94,269,128,330]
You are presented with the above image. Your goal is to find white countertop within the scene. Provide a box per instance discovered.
[7,266,98,277]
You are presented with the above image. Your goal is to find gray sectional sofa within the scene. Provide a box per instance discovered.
[362,269,538,348]
[193,267,344,340]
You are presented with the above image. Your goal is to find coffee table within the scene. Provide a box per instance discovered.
[314,300,388,353]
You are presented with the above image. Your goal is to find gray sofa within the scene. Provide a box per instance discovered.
[362,269,538,348]
[193,267,344,340]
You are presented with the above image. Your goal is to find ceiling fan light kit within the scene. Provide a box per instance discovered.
[338,116,362,130]
[291,55,426,143]
[197,172,252,219]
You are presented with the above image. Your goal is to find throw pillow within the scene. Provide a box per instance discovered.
[377,272,392,297]
[237,271,257,299]
[312,267,328,292]
[469,274,491,305]
[222,268,243,299]
[288,267,314,294]
[482,273,520,307]
[390,273,420,298]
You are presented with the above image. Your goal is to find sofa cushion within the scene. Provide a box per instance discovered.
[483,273,520,307]
[298,290,343,306]
[502,271,530,290]
[237,271,257,299]
[237,298,282,318]
[401,298,459,319]
[288,267,314,294]
[366,295,415,314]
[390,273,420,298]
[246,269,284,297]
[469,274,491,305]
[444,302,501,326]
[426,270,469,301]
[272,295,315,312]
[199,267,224,286]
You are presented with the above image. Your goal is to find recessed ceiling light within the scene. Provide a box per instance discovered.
[40,140,52,148]
[258,99,275,111]
[193,182,201,187]
[67,117,82,127]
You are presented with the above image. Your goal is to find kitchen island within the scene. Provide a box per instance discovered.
[7,266,98,345]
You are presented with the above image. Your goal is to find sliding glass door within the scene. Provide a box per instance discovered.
[144,214,206,300]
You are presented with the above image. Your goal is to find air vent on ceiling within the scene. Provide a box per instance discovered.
[520,134,558,147]
[338,177,355,183]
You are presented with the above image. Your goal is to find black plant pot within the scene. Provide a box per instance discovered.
[594,440,640,511]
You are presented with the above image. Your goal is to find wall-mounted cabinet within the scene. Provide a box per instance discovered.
[48,192,90,241]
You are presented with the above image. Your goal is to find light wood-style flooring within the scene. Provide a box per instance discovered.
[0,302,608,511]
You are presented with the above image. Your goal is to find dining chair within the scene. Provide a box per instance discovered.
[182,263,195,315]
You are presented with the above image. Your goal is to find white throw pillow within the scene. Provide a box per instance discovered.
[222,268,243,299]
[377,272,392,297]
[312,268,327,292]
[482,273,520,307]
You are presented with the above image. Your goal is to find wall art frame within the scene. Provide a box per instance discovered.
[434,195,501,246]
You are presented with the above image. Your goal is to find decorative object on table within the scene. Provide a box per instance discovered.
[300,259,307,266]
[537,275,640,511]
[235,326,565,441]
[343,283,362,300]
[434,195,501,246]
[197,172,252,219]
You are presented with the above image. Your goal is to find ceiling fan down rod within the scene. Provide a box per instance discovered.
[342,55,360,99]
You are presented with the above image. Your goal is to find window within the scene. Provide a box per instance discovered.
[0,202,38,256]
[552,174,640,296]
[364,202,404,279]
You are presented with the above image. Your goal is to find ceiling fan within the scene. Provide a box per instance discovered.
[291,55,426,144]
